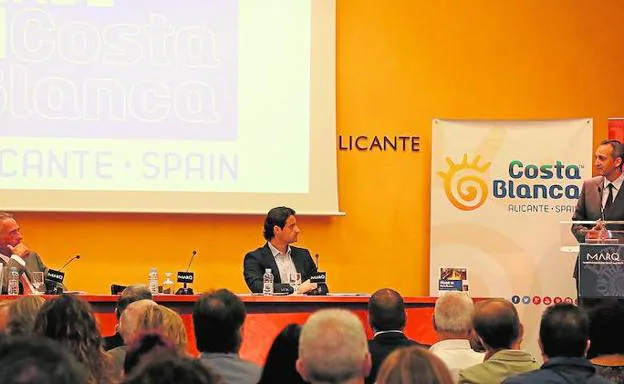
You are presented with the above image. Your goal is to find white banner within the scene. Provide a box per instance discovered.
[430,119,592,358]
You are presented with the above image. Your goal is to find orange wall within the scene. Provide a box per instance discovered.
[12,0,624,294]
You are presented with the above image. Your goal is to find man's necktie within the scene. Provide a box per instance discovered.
[604,183,615,214]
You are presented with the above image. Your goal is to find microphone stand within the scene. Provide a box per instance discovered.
[176,251,196,295]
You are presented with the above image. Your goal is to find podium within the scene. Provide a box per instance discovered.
[561,220,624,298]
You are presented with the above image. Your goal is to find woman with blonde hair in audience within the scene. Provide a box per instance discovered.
[33,294,117,384]
[376,346,455,384]
[136,304,188,354]
[6,295,45,336]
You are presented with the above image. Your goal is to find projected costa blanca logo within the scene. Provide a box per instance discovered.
[437,154,491,211]
[0,0,237,140]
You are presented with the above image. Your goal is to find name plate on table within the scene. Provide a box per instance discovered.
[46,269,65,284]
[310,272,326,284]
[177,272,194,284]
[579,243,624,298]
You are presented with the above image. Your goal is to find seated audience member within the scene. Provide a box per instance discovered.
[33,294,117,384]
[0,336,86,384]
[104,285,153,351]
[123,354,222,384]
[124,332,181,377]
[366,288,427,384]
[0,212,50,294]
[458,298,539,384]
[588,301,624,383]
[503,303,611,384]
[258,323,306,384]
[137,305,188,354]
[193,289,261,384]
[0,301,10,333]
[109,299,157,373]
[430,292,484,379]
[376,346,455,384]
[243,206,328,294]
[297,309,372,384]
[6,295,45,336]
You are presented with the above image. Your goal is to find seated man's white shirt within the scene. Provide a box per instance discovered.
[430,339,485,382]
[267,242,297,283]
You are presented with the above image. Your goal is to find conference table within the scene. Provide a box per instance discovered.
[1,294,441,365]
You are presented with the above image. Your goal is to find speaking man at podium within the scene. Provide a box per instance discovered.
[243,206,328,294]
[0,212,48,294]
[571,139,624,295]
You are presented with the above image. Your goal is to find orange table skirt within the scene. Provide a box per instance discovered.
[1,295,439,365]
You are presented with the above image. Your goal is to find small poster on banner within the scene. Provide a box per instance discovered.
[438,267,469,295]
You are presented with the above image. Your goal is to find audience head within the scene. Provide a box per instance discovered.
[193,289,246,354]
[124,332,179,376]
[116,285,153,321]
[7,296,45,336]
[539,303,589,359]
[433,292,474,338]
[136,304,187,353]
[33,294,113,383]
[587,301,624,358]
[472,298,522,351]
[123,354,222,384]
[259,324,306,384]
[0,336,86,384]
[297,309,371,384]
[119,299,157,344]
[263,206,297,241]
[375,346,455,384]
[368,288,406,332]
[0,301,11,333]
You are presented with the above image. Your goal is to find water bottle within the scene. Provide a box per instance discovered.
[148,267,159,295]
[8,267,19,296]
[262,268,273,295]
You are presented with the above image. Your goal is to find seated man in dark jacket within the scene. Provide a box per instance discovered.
[243,207,328,295]
[503,303,611,384]
[365,288,427,384]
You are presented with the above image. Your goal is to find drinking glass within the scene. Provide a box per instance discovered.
[162,272,175,294]
[288,272,302,294]
[32,272,44,294]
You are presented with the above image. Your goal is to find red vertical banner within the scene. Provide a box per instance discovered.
[608,118,624,142]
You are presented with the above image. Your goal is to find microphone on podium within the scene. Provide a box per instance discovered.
[176,250,197,295]
[46,254,81,294]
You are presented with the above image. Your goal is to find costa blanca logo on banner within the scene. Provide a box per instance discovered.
[437,153,583,214]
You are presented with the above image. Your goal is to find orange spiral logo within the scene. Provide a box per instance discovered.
[437,154,491,211]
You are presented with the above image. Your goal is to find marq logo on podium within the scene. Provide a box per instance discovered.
[437,154,583,211]
[586,252,621,262]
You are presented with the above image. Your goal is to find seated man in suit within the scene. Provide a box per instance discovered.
[366,288,427,384]
[243,206,328,294]
[0,212,48,294]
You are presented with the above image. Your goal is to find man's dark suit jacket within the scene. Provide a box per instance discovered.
[243,243,328,293]
[571,176,624,279]
[365,332,427,384]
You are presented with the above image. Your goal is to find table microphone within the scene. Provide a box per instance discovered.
[60,254,81,271]
[176,250,197,295]
[308,253,328,296]
[46,254,81,294]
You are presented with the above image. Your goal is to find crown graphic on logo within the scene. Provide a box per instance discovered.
[437,154,491,211]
